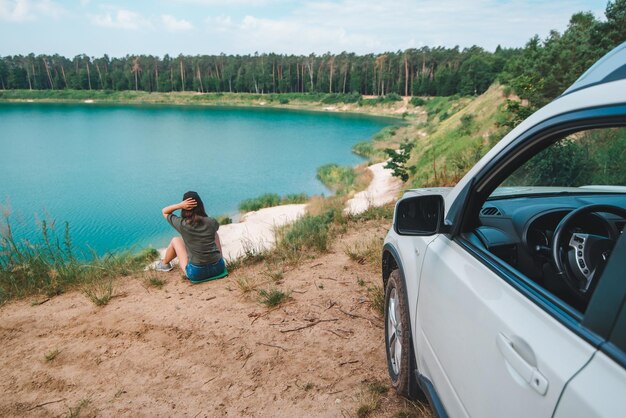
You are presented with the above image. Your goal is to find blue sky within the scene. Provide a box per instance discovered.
[0,0,606,57]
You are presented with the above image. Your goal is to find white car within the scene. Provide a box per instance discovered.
[382,42,626,418]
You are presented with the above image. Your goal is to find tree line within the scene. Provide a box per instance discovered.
[0,1,622,100]
[0,46,512,97]
[500,0,624,109]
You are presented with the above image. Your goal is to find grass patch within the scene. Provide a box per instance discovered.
[316,164,357,195]
[270,197,348,265]
[406,85,510,188]
[44,348,60,362]
[238,193,308,212]
[263,263,284,283]
[0,215,158,305]
[216,215,233,225]
[344,237,383,268]
[67,398,91,418]
[352,141,385,160]
[225,257,243,272]
[349,204,394,222]
[355,379,395,418]
[316,163,372,196]
[83,276,114,306]
[226,239,271,273]
[257,287,290,307]
[233,275,261,295]
[368,285,385,317]
[392,400,434,418]
[359,93,403,106]
[368,380,388,395]
[145,275,166,289]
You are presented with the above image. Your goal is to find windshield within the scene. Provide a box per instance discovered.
[490,126,626,199]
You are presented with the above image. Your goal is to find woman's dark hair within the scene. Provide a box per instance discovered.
[181,191,208,225]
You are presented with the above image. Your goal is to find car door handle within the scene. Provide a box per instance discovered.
[497,333,549,396]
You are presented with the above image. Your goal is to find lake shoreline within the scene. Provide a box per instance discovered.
[1,92,408,258]
[0,89,417,120]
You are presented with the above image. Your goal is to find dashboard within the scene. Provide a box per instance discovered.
[471,193,626,308]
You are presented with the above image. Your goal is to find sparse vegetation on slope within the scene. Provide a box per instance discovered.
[0,215,158,305]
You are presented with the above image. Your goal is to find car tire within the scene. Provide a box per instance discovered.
[384,269,420,399]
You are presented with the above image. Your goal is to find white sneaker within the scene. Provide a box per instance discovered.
[154,261,173,272]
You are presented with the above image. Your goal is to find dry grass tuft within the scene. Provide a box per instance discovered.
[83,277,114,306]
[44,348,60,362]
[344,236,384,268]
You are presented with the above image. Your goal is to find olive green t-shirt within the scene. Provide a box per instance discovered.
[167,214,221,265]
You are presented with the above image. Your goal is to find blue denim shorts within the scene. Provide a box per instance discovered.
[185,258,227,282]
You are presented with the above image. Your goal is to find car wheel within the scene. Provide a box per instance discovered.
[384,269,418,399]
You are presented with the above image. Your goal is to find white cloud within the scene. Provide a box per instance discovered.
[0,0,64,22]
[204,13,375,55]
[174,0,280,6]
[91,8,152,30]
[162,14,193,32]
[206,14,235,32]
[201,0,605,55]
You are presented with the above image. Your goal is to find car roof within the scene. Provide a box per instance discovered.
[561,41,626,97]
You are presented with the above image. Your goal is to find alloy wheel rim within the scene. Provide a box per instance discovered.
[387,287,402,375]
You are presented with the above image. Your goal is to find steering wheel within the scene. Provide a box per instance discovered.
[552,204,626,298]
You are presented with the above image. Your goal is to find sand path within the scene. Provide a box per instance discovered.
[345,162,403,215]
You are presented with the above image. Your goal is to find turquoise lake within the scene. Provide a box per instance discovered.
[0,103,393,254]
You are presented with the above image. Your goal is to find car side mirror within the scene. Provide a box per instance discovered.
[394,195,446,236]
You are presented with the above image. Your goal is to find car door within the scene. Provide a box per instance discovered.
[413,113,626,417]
[416,234,597,417]
[552,233,626,418]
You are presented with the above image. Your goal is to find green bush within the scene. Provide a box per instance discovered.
[321,92,362,104]
[385,93,402,102]
[282,193,309,204]
[316,164,356,195]
[359,93,403,106]
[257,287,290,307]
[352,141,376,158]
[238,192,309,212]
[239,193,281,212]
[216,215,233,225]
[384,141,415,182]
[409,97,426,106]
[281,214,330,253]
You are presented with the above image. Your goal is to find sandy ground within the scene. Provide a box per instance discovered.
[0,220,429,417]
[218,204,307,261]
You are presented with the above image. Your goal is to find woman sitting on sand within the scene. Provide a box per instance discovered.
[155,191,227,283]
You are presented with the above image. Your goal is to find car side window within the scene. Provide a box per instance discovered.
[478,126,626,315]
[501,127,626,189]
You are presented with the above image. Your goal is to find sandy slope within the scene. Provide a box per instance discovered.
[218,204,307,261]
[0,220,427,417]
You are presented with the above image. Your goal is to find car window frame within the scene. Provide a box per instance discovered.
[448,103,626,349]
[604,287,626,369]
